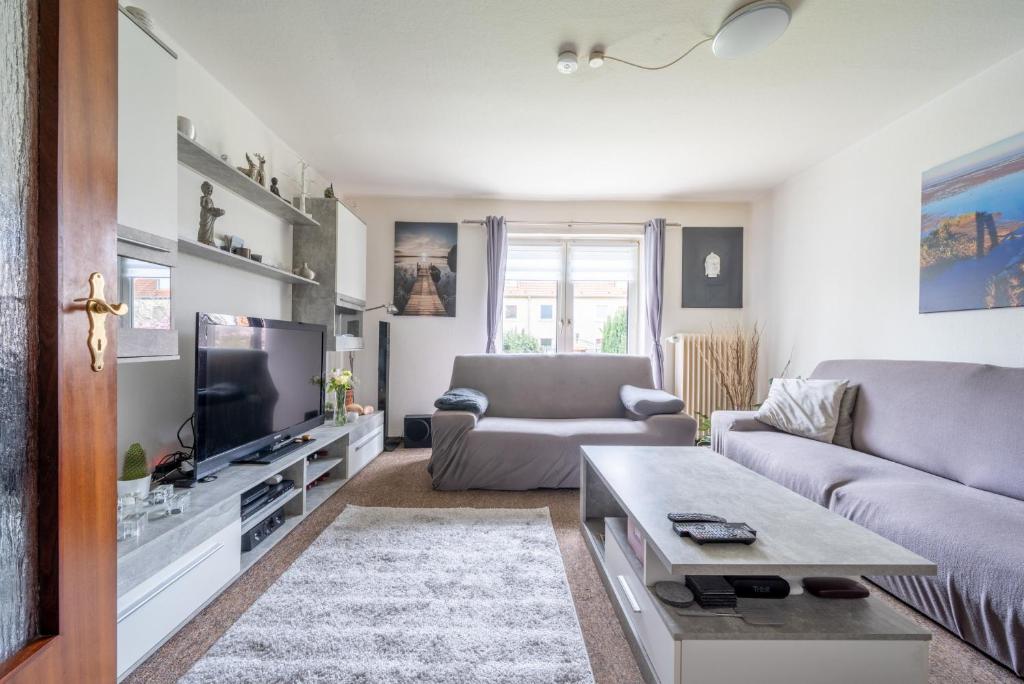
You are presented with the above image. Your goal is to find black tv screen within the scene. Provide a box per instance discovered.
[194,313,325,479]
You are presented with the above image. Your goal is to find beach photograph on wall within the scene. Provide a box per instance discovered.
[920,131,1024,313]
[394,222,457,317]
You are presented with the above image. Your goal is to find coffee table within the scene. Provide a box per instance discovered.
[580,446,936,684]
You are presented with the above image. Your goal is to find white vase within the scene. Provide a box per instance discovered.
[117,475,152,499]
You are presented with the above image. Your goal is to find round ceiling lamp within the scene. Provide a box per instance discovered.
[712,1,791,59]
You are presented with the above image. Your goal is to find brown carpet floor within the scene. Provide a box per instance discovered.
[125,449,1019,684]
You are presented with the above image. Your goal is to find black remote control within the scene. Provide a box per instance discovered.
[667,512,726,523]
[674,522,757,544]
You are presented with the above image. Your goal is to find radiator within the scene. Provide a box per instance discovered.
[670,334,731,435]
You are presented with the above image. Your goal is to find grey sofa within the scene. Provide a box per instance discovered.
[711,359,1024,676]
[430,354,697,490]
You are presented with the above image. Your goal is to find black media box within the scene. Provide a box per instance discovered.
[241,505,286,552]
[724,575,790,599]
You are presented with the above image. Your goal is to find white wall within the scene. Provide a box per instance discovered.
[116,19,331,471]
[752,49,1024,380]
[346,197,753,436]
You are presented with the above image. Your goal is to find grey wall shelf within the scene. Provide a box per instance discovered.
[178,237,318,286]
[176,133,320,227]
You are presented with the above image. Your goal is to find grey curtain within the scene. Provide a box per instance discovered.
[644,219,666,389]
[485,215,508,353]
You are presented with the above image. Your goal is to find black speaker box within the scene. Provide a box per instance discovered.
[403,414,432,448]
[377,321,390,413]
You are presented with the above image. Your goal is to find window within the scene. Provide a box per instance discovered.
[505,304,517,319]
[501,239,638,354]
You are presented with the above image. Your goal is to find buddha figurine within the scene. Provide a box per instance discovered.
[197,181,225,245]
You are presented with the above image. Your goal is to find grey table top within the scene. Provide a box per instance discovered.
[583,445,938,577]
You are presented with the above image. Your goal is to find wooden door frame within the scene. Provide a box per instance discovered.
[0,0,118,681]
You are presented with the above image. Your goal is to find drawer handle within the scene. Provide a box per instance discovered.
[617,575,642,613]
[118,542,225,623]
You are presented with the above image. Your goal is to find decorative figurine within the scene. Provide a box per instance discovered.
[324,183,336,199]
[236,153,257,180]
[254,153,266,187]
[270,177,281,197]
[197,181,225,245]
[704,251,721,279]
[294,262,316,280]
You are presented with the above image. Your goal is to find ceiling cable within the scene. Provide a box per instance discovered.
[601,36,713,71]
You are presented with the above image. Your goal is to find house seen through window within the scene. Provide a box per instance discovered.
[501,239,638,354]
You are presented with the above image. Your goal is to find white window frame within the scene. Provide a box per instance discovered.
[504,237,639,354]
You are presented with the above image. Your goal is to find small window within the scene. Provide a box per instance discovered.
[505,304,517,318]
[539,304,553,320]
[540,338,553,351]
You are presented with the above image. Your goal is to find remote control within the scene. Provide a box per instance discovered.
[674,522,757,544]
[667,512,726,523]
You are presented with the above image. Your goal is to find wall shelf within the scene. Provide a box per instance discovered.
[178,237,318,286]
[176,133,320,227]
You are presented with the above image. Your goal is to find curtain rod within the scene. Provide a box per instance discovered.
[460,219,682,227]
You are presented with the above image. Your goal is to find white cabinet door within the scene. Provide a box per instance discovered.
[336,203,367,304]
[117,14,177,240]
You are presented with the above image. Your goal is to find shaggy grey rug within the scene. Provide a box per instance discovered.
[180,506,595,684]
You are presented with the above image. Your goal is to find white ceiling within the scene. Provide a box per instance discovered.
[140,0,1024,200]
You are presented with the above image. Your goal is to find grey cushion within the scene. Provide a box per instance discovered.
[831,476,1024,676]
[620,384,684,417]
[448,353,655,419]
[434,387,489,415]
[831,383,859,449]
[812,359,1024,500]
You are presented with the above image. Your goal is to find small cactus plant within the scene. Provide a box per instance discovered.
[121,443,149,481]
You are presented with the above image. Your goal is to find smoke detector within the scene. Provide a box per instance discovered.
[556,50,579,74]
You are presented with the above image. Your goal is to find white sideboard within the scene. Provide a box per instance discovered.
[116,413,385,680]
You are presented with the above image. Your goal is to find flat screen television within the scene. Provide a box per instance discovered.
[193,313,325,480]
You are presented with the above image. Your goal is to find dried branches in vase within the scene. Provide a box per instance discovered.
[698,322,761,410]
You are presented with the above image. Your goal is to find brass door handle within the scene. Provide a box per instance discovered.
[74,272,127,372]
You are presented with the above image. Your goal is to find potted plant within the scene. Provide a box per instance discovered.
[118,442,152,497]
[324,368,355,425]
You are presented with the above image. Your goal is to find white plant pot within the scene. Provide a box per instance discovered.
[117,475,152,499]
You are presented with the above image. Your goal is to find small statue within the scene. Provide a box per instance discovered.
[236,153,257,180]
[254,154,266,187]
[269,177,281,197]
[324,183,336,199]
[197,181,225,245]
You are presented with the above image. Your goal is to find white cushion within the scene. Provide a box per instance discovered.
[755,378,849,443]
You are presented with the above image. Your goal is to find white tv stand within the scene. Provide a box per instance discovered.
[115,412,385,680]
